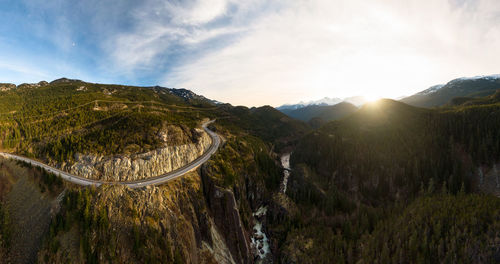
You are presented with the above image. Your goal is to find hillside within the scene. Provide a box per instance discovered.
[215,105,309,150]
[0,78,217,155]
[279,102,358,123]
[361,194,500,263]
[1,78,499,263]
[279,98,500,263]
[447,89,500,107]
[31,99,307,263]
[401,75,500,107]
[0,78,311,263]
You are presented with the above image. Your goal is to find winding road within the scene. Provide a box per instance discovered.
[0,120,221,189]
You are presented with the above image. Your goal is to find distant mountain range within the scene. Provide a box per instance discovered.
[277,96,369,124]
[278,102,358,125]
[278,74,500,124]
[278,96,369,111]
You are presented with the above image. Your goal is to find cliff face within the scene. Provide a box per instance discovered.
[58,129,211,181]
[38,172,237,263]
[201,166,253,264]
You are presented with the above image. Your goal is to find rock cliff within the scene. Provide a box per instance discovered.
[201,166,253,264]
[38,171,239,264]
[58,128,211,181]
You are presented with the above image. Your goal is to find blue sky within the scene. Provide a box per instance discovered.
[1,0,500,106]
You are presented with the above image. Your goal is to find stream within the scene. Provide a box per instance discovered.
[250,153,291,262]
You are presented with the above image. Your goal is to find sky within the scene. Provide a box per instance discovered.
[0,0,499,107]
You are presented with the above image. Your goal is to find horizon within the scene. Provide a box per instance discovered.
[4,73,498,108]
[1,0,500,107]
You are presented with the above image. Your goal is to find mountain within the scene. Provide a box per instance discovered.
[1,78,500,263]
[277,96,370,124]
[401,74,500,107]
[278,102,358,124]
[342,95,371,106]
[0,78,309,263]
[277,97,343,111]
[0,78,220,162]
[286,97,500,263]
[277,96,370,112]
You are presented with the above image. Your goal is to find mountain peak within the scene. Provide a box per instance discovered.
[50,77,83,84]
[401,74,500,108]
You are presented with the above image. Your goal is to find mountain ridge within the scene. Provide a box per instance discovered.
[401,74,500,107]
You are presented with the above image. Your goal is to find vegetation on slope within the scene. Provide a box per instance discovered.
[279,102,358,123]
[33,87,305,263]
[0,158,64,263]
[401,77,500,107]
[0,197,10,259]
[39,184,202,264]
[361,193,500,263]
[214,105,309,151]
[2,77,499,263]
[0,79,218,163]
[271,97,500,263]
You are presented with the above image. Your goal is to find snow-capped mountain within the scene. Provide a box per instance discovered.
[415,84,445,96]
[401,74,500,107]
[277,96,371,111]
[278,97,343,111]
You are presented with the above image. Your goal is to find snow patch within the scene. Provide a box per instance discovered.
[417,84,444,95]
[454,74,500,82]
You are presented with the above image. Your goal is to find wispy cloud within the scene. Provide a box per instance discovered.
[102,0,268,76]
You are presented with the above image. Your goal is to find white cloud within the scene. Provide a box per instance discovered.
[7,0,500,106]
[90,0,500,106]
[104,0,259,75]
[110,25,185,70]
[165,0,229,25]
[158,0,500,106]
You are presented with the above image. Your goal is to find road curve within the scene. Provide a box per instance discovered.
[0,120,221,189]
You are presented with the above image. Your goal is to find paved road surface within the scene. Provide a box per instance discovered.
[0,120,220,189]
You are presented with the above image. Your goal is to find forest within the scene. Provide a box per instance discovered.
[0,79,499,263]
[0,80,217,162]
[276,95,500,263]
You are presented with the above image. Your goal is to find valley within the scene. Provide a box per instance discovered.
[0,77,498,263]
[3,1,500,263]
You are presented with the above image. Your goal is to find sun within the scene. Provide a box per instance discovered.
[364,94,381,102]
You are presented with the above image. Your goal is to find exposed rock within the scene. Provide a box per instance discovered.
[201,165,253,264]
[476,162,500,197]
[17,81,49,89]
[0,83,16,91]
[58,129,211,181]
[37,171,237,263]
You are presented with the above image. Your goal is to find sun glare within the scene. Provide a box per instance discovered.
[364,95,381,102]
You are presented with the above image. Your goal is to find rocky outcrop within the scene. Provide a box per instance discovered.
[201,166,253,264]
[17,81,48,89]
[0,83,16,91]
[477,162,500,197]
[59,129,211,181]
[37,171,237,264]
